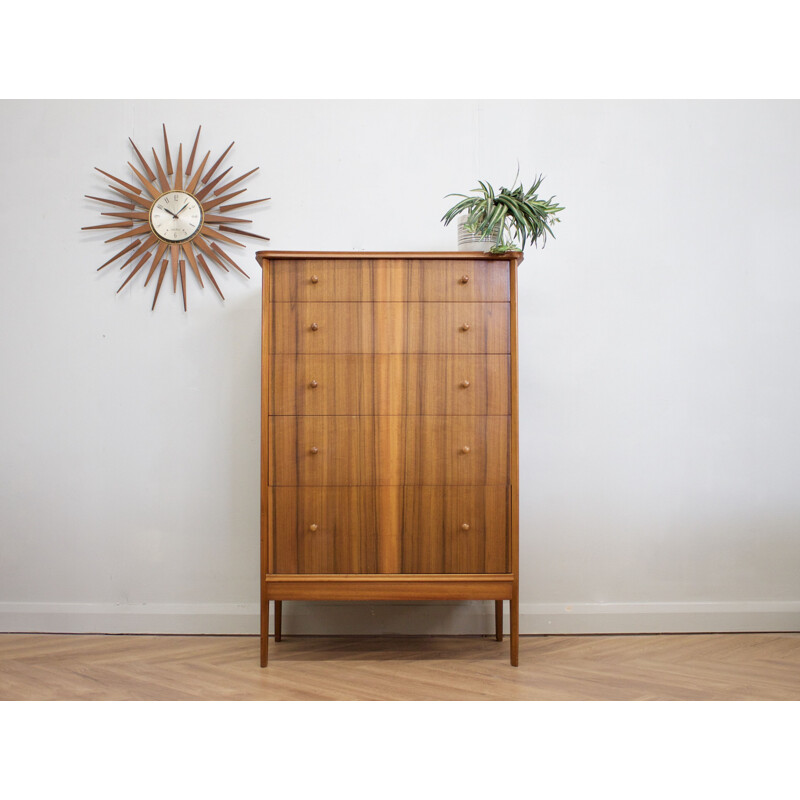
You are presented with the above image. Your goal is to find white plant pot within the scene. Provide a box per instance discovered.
[457,220,499,252]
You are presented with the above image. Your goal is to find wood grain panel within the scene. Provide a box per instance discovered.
[261,257,272,666]
[376,355,510,415]
[375,303,510,354]
[373,258,510,302]
[271,355,374,415]
[509,258,520,666]
[273,487,402,574]
[270,416,506,485]
[271,302,373,354]
[374,416,407,485]
[271,355,509,416]
[272,258,510,302]
[272,258,374,301]
[270,416,378,486]
[265,575,513,600]
[273,303,508,354]
[401,487,508,574]
[403,416,508,485]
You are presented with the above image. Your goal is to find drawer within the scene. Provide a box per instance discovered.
[270,416,508,486]
[377,355,510,416]
[271,302,373,355]
[403,416,508,485]
[374,259,510,302]
[401,486,509,574]
[272,487,402,574]
[271,258,374,302]
[376,303,510,355]
[270,416,384,486]
[271,486,507,575]
[270,354,510,416]
[271,302,509,354]
[270,355,375,416]
[271,258,510,302]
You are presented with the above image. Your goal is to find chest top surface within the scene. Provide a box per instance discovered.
[256,250,524,261]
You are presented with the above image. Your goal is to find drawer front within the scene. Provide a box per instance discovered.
[271,302,509,354]
[272,487,402,574]
[271,258,510,302]
[271,302,373,355]
[401,487,509,574]
[403,416,509,485]
[271,354,510,416]
[271,355,375,416]
[377,355,510,416]
[376,303,510,354]
[270,416,381,486]
[272,258,374,302]
[373,259,510,302]
[270,416,507,486]
[272,486,506,575]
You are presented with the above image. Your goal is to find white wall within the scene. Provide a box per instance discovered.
[1,100,799,635]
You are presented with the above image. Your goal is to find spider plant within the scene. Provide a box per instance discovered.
[442,173,564,251]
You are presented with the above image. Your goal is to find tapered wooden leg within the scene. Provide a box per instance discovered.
[495,600,503,642]
[510,585,519,667]
[274,600,282,642]
[260,596,268,667]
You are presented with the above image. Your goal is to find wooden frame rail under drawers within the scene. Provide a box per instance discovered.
[257,251,523,666]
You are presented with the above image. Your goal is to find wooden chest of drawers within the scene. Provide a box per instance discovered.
[257,251,522,665]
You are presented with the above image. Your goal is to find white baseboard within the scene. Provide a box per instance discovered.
[1,600,799,635]
[0,602,260,635]
[521,601,800,634]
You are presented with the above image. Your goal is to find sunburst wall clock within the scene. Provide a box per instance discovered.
[83,124,269,310]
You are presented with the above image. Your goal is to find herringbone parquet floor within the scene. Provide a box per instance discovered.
[1,632,799,700]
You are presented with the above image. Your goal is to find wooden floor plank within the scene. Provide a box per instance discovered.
[1,633,799,700]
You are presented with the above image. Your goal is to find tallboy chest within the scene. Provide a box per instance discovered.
[258,251,522,667]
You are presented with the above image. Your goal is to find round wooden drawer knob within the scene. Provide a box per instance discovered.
[461,322,471,331]
[461,445,471,454]
[461,523,471,531]
[461,379,470,388]
[309,523,319,532]
[310,322,319,331]
[460,274,470,284]
[309,380,318,388]
[310,446,319,455]
[310,275,319,284]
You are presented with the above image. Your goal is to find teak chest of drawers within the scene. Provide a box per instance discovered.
[257,251,522,666]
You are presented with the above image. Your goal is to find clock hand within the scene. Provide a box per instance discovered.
[175,203,190,217]
[156,204,179,219]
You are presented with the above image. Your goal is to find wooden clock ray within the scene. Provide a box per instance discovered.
[83,124,270,310]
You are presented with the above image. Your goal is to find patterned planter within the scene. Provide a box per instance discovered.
[457,219,500,252]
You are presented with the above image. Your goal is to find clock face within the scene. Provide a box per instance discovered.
[149,190,204,243]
